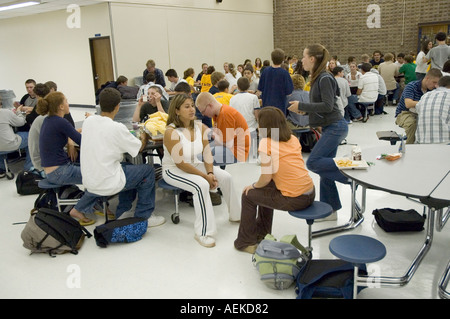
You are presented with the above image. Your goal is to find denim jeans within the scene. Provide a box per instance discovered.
[45,162,97,215]
[0,131,32,171]
[345,95,363,120]
[210,144,237,167]
[115,163,155,219]
[306,118,349,210]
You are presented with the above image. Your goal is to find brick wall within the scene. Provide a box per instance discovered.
[273,0,450,62]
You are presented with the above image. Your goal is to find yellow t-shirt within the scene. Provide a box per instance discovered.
[213,92,233,106]
[258,135,314,197]
[304,82,311,92]
[186,76,195,93]
[200,74,212,92]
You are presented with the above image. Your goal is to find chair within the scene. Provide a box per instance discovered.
[288,201,333,257]
[38,179,80,213]
[0,150,20,180]
[329,234,386,299]
[356,102,375,122]
[158,179,182,224]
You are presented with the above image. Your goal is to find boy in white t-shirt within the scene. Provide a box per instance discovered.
[81,88,164,225]
[229,77,260,159]
[356,63,379,120]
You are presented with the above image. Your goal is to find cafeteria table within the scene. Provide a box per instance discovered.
[316,144,450,288]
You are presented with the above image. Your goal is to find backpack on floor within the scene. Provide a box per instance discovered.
[32,185,84,213]
[295,259,367,299]
[94,217,148,248]
[16,170,43,195]
[372,208,425,232]
[253,234,309,290]
[21,208,92,257]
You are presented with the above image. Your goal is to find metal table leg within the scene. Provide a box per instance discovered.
[312,180,365,238]
[439,258,450,299]
[357,207,435,287]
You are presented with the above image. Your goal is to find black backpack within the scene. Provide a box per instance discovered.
[296,259,367,299]
[16,171,43,195]
[32,185,84,213]
[21,208,92,257]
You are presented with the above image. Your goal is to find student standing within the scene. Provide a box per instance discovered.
[258,48,293,114]
[288,44,349,220]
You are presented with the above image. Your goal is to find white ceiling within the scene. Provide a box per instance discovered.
[0,0,103,20]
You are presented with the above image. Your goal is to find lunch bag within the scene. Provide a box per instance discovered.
[372,208,425,232]
[295,259,368,299]
[253,234,309,290]
[94,217,148,248]
[21,208,92,257]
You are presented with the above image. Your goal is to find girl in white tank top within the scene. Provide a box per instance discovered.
[161,94,241,248]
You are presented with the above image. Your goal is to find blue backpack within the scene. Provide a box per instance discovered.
[94,217,148,248]
[295,259,367,299]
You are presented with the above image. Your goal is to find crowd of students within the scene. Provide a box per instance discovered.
[0,33,448,249]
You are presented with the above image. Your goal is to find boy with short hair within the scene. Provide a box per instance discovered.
[80,88,164,226]
[399,55,417,84]
[426,32,450,70]
[213,79,234,106]
[257,48,293,114]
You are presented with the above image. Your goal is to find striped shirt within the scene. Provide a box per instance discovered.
[395,80,427,117]
[415,87,450,144]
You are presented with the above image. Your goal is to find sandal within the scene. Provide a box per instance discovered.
[78,217,96,226]
[95,210,116,220]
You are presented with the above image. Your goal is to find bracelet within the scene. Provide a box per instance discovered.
[207,172,214,175]
[252,183,256,189]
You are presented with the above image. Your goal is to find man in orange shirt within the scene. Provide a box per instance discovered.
[196,92,249,166]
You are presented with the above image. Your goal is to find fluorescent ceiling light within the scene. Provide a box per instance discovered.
[0,1,40,12]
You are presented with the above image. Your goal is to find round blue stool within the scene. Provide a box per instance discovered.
[289,201,333,256]
[329,234,386,298]
[158,179,182,224]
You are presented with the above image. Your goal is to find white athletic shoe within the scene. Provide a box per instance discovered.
[194,234,216,248]
[148,214,166,227]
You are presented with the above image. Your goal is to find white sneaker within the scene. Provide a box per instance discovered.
[194,234,216,248]
[315,210,338,222]
[148,214,166,227]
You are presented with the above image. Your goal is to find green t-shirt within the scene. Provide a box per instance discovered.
[399,63,417,84]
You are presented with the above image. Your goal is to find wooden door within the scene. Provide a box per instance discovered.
[89,36,114,92]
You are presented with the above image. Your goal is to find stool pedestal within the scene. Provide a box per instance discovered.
[329,234,386,298]
[289,201,333,256]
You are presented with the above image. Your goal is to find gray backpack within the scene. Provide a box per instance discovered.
[21,208,92,257]
[253,234,309,290]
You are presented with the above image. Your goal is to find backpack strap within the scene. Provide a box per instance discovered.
[280,235,309,256]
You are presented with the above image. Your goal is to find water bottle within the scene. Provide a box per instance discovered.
[398,134,406,154]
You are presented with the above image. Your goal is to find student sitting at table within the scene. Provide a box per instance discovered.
[38,92,96,226]
[80,88,164,226]
[162,94,241,247]
[234,107,315,253]
[133,85,169,123]
[195,92,250,166]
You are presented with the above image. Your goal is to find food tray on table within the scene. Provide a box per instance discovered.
[333,157,369,170]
